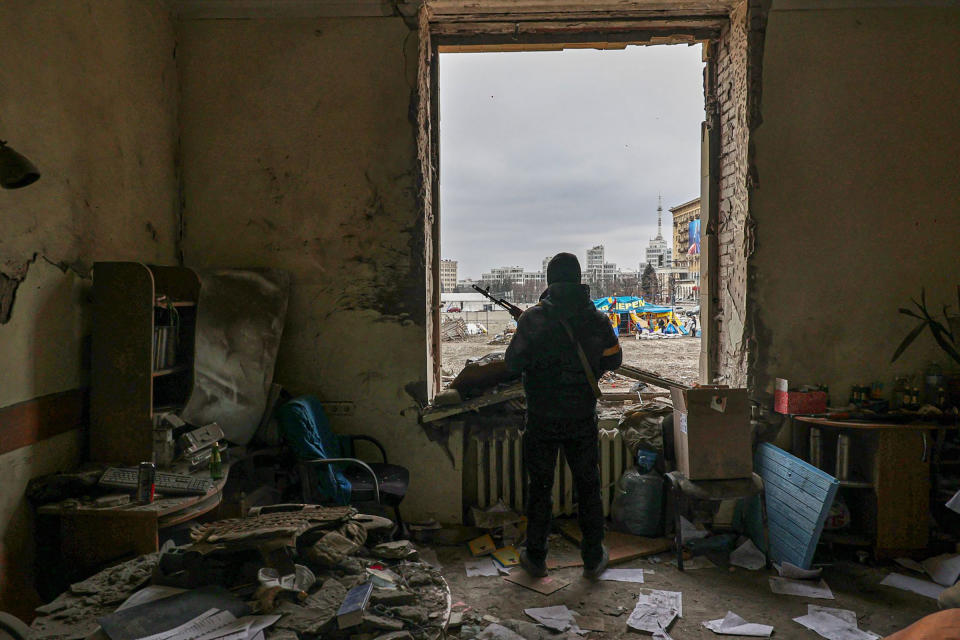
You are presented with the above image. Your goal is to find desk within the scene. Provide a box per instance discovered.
[795,417,956,558]
[37,464,230,574]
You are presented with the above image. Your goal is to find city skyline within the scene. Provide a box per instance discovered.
[439,44,705,281]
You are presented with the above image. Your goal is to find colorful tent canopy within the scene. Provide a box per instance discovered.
[592,296,673,314]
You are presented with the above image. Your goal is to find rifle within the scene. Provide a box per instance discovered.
[472,285,524,320]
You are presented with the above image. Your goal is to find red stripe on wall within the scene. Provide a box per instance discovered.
[0,389,88,456]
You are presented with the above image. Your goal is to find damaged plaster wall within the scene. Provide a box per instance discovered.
[711,0,752,386]
[177,16,462,522]
[0,0,179,614]
[750,4,960,402]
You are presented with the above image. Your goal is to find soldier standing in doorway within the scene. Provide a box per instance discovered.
[505,253,623,579]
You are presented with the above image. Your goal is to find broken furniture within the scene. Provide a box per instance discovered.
[754,443,838,570]
[794,416,958,558]
[666,471,767,571]
[277,396,410,530]
[36,462,230,577]
[90,262,200,463]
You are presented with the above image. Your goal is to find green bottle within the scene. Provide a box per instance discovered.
[209,442,223,480]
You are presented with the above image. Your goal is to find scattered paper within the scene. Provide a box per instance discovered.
[680,517,709,543]
[524,606,575,632]
[946,488,960,515]
[769,577,834,599]
[671,556,716,570]
[776,561,822,580]
[627,590,682,634]
[117,586,187,611]
[794,607,880,640]
[921,553,960,587]
[730,540,766,571]
[703,611,773,637]
[597,568,645,583]
[880,573,945,600]
[894,558,925,573]
[466,558,499,577]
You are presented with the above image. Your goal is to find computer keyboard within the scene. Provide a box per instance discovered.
[99,467,215,496]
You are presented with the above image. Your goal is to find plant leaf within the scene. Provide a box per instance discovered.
[891,322,928,363]
[929,322,960,366]
[943,305,955,342]
[899,307,923,319]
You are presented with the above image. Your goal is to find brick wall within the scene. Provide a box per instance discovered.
[713,0,750,385]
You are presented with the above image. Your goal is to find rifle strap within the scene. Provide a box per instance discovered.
[555,315,603,401]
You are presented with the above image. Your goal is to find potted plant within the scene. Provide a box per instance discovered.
[891,286,960,366]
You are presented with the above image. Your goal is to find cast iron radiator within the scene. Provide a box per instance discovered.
[467,428,629,517]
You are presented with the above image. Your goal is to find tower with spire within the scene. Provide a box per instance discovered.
[641,194,672,271]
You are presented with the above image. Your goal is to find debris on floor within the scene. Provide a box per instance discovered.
[769,576,835,599]
[880,573,945,599]
[626,589,682,634]
[31,507,450,640]
[596,568,645,583]
[702,611,774,637]
[729,538,766,570]
[793,605,880,640]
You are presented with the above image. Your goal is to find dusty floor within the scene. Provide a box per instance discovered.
[442,335,701,386]
[430,527,937,639]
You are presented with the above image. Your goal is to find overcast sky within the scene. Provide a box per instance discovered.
[439,44,705,280]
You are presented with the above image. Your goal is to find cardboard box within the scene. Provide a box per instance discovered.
[670,386,752,480]
[773,378,827,415]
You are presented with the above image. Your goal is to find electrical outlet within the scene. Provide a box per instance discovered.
[321,401,354,416]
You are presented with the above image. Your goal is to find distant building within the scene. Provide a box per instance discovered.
[584,245,618,285]
[669,196,701,300]
[440,292,490,312]
[644,197,673,270]
[542,256,552,274]
[440,259,458,292]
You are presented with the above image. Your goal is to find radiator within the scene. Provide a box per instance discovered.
[470,428,629,517]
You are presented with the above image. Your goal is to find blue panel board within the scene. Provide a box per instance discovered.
[755,442,839,569]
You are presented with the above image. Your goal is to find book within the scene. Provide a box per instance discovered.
[337,582,374,629]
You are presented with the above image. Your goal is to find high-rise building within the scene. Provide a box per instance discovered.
[644,196,672,269]
[440,259,458,292]
[670,197,701,300]
[586,245,605,271]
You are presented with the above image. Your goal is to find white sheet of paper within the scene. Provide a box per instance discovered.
[776,561,822,580]
[880,573,945,599]
[793,611,878,640]
[730,540,766,571]
[598,568,645,583]
[135,609,234,640]
[627,590,682,633]
[803,607,881,640]
[946,488,960,515]
[524,606,575,632]
[680,516,709,543]
[922,553,960,587]
[117,586,187,611]
[477,623,527,640]
[769,577,834,599]
[703,611,773,637]
[465,558,499,577]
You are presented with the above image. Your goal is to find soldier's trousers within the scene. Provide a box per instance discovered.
[523,415,604,566]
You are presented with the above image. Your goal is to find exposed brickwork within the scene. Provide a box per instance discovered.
[713,0,750,386]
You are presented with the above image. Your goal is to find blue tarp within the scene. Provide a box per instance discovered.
[276,395,352,504]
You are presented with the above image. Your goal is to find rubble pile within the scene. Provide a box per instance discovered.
[31,506,451,640]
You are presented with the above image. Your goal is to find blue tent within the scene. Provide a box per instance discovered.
[593,296,688,335]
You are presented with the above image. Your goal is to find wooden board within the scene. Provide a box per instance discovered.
[755,443,839,569]
[559,521,672,566]
[503,572,570,595]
